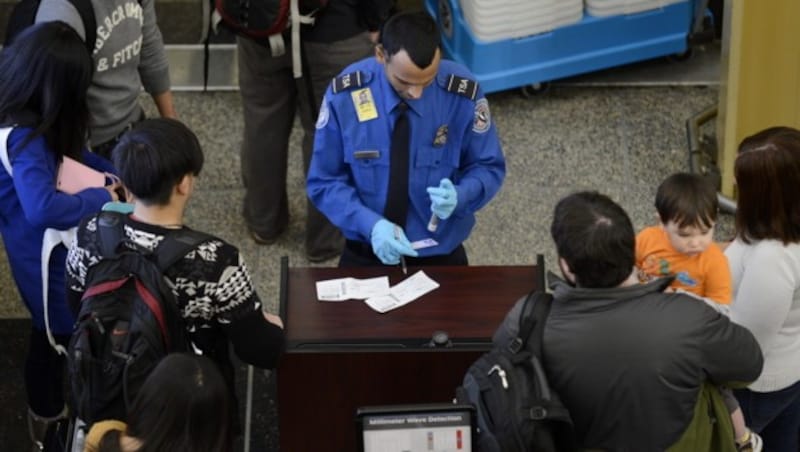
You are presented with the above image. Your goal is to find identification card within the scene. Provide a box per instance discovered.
[351,88,379,122]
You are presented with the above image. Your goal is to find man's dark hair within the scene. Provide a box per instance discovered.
[0,21,92,161]
[379,11,440,69]
[551,191,635,288]
[112,118,204,206]
[655,172,718,229]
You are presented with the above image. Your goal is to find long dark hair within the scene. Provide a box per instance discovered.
[0,21,93,161]
[98,354,232,452]
[735,126,800,244]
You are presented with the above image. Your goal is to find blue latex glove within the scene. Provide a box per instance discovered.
[370,219,418,265]
[426,178,458,220]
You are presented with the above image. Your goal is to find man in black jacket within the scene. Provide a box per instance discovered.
[543,191,763,451]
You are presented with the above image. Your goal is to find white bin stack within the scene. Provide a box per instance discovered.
[585,0,686,17]
[459,0,584,42]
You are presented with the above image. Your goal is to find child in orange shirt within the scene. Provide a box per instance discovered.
[636,173,731,303]
[636,172,760,452]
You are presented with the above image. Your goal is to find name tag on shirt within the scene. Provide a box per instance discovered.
[354,150,380,159]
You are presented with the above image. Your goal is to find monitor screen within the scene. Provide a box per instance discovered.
[356,403,474,452]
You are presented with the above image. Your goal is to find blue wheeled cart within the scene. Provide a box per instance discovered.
[425,0,697,94]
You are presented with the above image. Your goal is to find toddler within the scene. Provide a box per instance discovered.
[636,173,760,452]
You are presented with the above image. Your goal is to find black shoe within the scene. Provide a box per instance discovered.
[250,229,282,245]
[307,249,341,263]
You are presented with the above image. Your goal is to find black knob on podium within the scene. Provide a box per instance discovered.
[429,330,452,348]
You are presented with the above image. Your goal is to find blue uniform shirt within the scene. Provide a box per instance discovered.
[307,57,506,257]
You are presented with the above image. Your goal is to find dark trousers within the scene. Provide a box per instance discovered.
[237,32,375,256]
[90,109,145,160]
[339,240,469,267]
[735,379,800,452]
[25,328,69,417]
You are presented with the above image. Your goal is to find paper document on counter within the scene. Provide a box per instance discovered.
[316,276,390,301]
[364,271,440,313]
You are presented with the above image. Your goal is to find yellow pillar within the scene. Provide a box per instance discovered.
[717,0,800,197]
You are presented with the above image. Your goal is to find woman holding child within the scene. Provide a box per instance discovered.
[726,126,800,451]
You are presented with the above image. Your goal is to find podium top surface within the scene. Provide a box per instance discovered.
[281,265,540,349]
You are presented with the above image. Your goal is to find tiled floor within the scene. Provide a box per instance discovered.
[0,26,730,451]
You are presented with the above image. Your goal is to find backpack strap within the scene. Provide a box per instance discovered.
[96,211,126,258]
[152,228,213,272]
[0,126,14,176]
[507,291,553,354]
[69,0,97,53]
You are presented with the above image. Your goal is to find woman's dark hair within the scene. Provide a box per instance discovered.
[379,11,440,69]
[112,118,204,206]
[99,354,232,452]
[735,126,800,244]
[551,191,635,288]
[0,21,93,161]
[655,172,718,229]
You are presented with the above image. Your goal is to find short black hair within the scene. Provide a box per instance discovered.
[112,118,204,206]
[551,191,635,288]
[379,11,440,69]
[655,172,718,229]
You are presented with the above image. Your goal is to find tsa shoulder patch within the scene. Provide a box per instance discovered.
[331,71,368,94]
[445,74,478,100]
[473,98,491,134]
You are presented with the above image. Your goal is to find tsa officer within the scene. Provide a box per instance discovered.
[307,11,506,268]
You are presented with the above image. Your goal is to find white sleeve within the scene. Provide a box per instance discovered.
[728,241,798,353]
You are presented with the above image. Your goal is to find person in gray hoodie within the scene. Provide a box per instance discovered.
[36,0,176,157]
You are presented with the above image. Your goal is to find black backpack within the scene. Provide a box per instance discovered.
[456,291,577,452]
[213,0,328,39]
[68,211,211,425]
[4,0,96,53]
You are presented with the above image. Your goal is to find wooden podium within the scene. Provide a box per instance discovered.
[275,257,543,451]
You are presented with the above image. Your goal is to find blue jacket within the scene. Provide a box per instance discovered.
[0,128,114,333]
[307,57,506,256]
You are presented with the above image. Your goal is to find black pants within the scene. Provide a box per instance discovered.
[339,240,469,267]
[91,109,145,160]
[26,328,69,417]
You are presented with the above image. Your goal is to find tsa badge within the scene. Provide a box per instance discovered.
[351,88,378,122]
[472,98,491,134]
[433,125,448,147]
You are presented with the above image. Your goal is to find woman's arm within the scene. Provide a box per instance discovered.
[11,131,111,229]
[729,242,797,353]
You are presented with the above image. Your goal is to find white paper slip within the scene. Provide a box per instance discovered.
[364,295,404,314]
[315,276,390,301]
[410,238,438,250]
[389,270,440,304]
[363,270,440,313]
